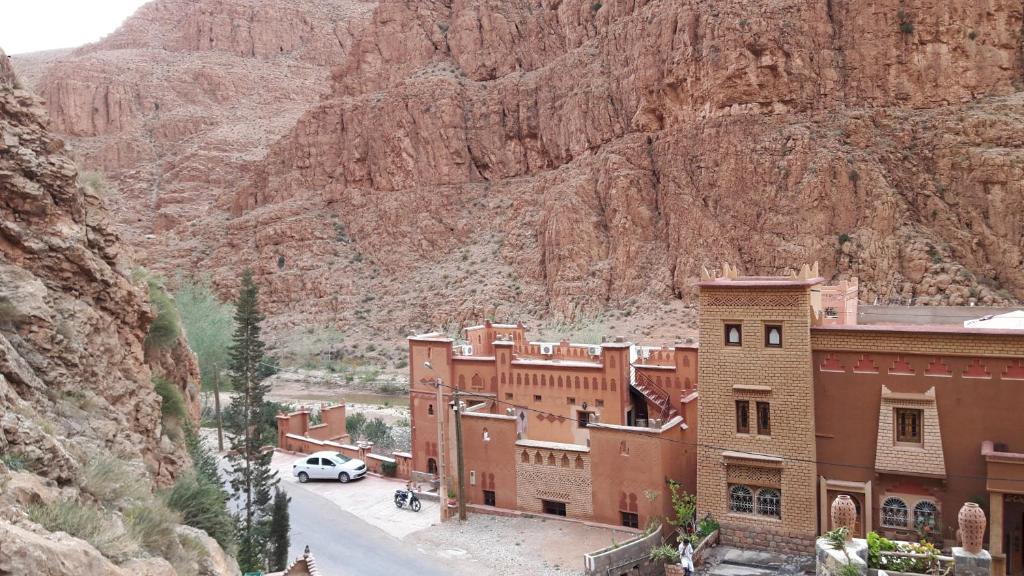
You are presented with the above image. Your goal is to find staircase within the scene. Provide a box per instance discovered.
[631,368,679,423]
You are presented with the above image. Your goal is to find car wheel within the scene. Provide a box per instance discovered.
[298,472,309,484]
[339,472,350,484]
[411,498,422,512]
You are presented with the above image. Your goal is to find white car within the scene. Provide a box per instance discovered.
[293,451,367,484]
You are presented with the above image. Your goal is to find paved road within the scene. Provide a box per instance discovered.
[220,455,452,576]
[283,480,453,576]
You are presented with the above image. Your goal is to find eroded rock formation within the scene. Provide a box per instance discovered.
[0,47,224,575]
[16,0,1024,345]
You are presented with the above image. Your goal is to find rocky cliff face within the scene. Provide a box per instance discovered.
[16,0,1024,347]
[0,47,217,575]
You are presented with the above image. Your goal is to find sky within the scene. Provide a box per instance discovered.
[1,0,151,55]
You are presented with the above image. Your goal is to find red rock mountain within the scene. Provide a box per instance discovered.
[16,0,1024,344]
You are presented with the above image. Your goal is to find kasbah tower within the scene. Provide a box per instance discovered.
[697,263,821,552]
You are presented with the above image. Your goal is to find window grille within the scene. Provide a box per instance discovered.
[756,488,781,518]
[913,500,939,530]
[881,497,909,528]
[729,485,753,514]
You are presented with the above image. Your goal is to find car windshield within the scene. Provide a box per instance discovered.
[334,453,351,463]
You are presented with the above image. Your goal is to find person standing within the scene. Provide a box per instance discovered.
[677,536,695,576]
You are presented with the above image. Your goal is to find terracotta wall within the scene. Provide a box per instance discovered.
[459,412,518,509]
[589,421,688,527]
[813,348,1024,543]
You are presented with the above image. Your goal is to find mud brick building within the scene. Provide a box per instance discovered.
[398,263,1024,573]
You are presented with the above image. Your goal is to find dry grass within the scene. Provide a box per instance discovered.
[28,499,138,561]
[81,452,151,508]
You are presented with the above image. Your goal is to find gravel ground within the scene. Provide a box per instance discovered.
[406,513,637,576]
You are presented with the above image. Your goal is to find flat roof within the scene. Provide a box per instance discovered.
[699,276,825,288]
[408,332,453,342]
[812,323,1024,338]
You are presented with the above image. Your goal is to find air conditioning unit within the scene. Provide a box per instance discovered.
[588,346,601,357]
[540,343,554,355]
[462,345,474,356]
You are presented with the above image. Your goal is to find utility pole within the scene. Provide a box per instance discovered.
[434,377,447,523]
[453,388,467,521]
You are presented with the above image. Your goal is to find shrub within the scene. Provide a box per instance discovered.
[0,296,17,327]
[81,452,151,508]
[143,275,181,349]
[649,544,680,564]
[154,376,187,421]
[276,255,285,269]
[591,2,602,11]
[164,471,234,551]
[838,233,851,245]
[346,412,367,440]
[29,499,136,561]
[667,480,696,529]
[1,451,26,471]
[897,10,914,34]
[381,461,398,477]
[124,501,181,557]
[363,417,393,448]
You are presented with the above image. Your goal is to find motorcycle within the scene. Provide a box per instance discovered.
[394,486,422,512]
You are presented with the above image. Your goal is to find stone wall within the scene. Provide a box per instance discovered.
[583,527,663,576]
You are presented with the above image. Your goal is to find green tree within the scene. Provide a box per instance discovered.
[346,412,367,440]
[176,277,234,450]
[363,417,393,449]
[267,487,291,571]
[223,269,278,572]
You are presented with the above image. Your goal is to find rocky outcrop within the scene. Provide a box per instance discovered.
[225,0,1023,329]
[14,0,1024,347]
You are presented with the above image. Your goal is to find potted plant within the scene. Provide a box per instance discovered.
[649,544,683,575]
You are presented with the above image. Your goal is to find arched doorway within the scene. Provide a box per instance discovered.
[427,458,438,476]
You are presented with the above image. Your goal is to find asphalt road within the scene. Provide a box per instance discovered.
[283,480,454,576]
[221,456,452,576]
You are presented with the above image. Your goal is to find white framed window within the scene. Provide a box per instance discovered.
[913,500,939,530]
[755,488,781,518]
[729,485,753,514]
[881,497,909,528]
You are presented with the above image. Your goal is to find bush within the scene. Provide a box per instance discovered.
[154,376,187,421]
[28,499,136,561]
[381,461,397,477]
[164,471,234,551]
[649,544,680,564]
[346,412,367,440]
[143,275,181,349]
[363,417,393,448]
[124,501,181,557]
[1,451,26,471]
[81,452,151,508]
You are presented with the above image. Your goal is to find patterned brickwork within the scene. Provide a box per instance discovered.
[515,447,593,518]
[727,464,782,488]
[811,329,1024,358]
[697,284,819,551]
[874,387,946,477]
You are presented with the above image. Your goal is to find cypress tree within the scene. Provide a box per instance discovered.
[223,269,278,572]
[267,487,291,571]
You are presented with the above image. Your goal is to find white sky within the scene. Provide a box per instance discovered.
[1,0,151,55]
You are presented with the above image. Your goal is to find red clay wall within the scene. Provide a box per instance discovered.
[813,349,1024,542]
[459,412,518,509]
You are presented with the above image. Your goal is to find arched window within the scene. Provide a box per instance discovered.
[547,453,556,466]
[458,374,466,388]
[881,497,909,528]
[913,500,939,530]
[557,376,563,387]
[516,374,522,385]
[575,455,584,469]
[482,427,490,442]
[561,455,569,467]
[729,485,754,514]
[428,404,434,415]
[534,452,543,464]
[471,373,482,389]
[756,488,781,518]
[521,451,529,463]
[427,458,438,475]
[726,324,742,345]
[575,376,581,388]
[500,373,506,384]
[765,325,782,347]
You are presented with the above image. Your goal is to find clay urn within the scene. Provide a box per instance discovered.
[831,495,857,540]
[958,502,986,553]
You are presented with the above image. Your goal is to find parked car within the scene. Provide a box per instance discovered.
[293,451,367,483]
